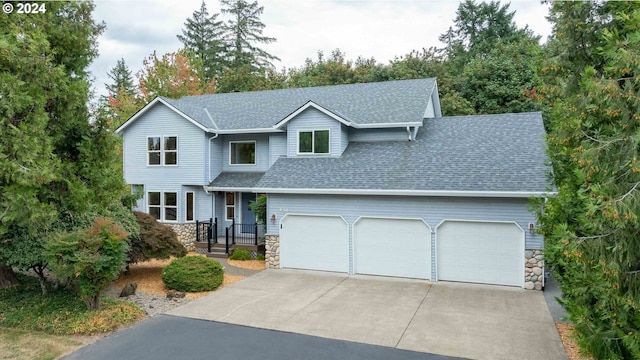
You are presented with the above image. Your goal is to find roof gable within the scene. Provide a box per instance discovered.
[274,101,353,128]
[114,97,208,135]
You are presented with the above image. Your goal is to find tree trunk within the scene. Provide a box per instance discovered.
[0,264,19,288]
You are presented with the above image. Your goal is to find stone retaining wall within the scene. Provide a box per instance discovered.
[265,235,280,269]
[524,249,544,290]
[164,223,196,252]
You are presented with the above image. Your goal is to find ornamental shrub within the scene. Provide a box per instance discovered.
[128,211,187,264]
[45,218,129,310]
[161,256,223,292]
[229,248,252,260]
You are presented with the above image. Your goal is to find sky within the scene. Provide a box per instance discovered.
[89,0,553,99]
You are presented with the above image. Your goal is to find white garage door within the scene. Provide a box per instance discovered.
[280,215,348,273]
[437,221,523,287]
[354,218,431,279]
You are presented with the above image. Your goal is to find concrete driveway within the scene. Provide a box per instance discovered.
[168,270,567,360]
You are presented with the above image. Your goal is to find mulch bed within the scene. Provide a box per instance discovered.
[556,323,593,360]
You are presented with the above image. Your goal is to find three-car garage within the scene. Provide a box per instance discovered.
[278,214,525,287]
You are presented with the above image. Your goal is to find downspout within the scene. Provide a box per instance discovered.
[204,106,219,225]
[406,126,412,141]
[411,126,419,141]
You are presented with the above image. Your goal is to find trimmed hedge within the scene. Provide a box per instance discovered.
[161,256,223,292]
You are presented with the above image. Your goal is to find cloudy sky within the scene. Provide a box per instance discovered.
[89,0,553,99]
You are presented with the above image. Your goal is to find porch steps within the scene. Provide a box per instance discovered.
[194,242,230,258]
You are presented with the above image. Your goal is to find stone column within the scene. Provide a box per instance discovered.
[524,249,544,290]
[164,223,197,252]
[265,235,280,269]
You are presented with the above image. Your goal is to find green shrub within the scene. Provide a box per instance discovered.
[256,253,265,261]
[229,248,252,260]
[128,211,187,264]
[161,256,223,292]
[44,218,130,310]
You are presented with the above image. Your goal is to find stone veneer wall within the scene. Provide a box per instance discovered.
[265,235,280,269]
[164,223,196,252]
[524,249,544,290]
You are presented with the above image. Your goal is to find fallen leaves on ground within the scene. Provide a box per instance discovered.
[110,254,248,298]
[227,259,266,270]
[556,323,593,360]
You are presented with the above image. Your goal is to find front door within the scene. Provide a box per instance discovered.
[240,193,256,225]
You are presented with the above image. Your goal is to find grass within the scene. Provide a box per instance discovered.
[0,327,84,360]
[0,274,144,335]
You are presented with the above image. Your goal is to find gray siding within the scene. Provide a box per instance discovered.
[341,124,349,153]
[208,136,223,183]
[122,103,205,186]
[286,108,344,157]
[267,194,542,249]
[221,134,270,172]
[269,133,287,166]
[349,128,410,142]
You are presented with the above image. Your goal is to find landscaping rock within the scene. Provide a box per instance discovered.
[166,289,186,299]
[119,282,138,297]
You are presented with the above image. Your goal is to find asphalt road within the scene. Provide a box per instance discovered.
[62,315,467,360]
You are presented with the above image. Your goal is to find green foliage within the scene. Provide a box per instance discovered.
[221,0,279,70]
[249,194,267,225]
[256,253,265,261]
[539,2,640,359]
[230,248,252,260]
[128,211,187,264]
[161,256,224,292]
[0,274,144,334]
[105,58,136,97]
[45,218,130,310]
[177,0,227,82]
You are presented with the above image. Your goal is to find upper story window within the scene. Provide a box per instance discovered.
[230,141,256,165]
[148,136,178,166]
[298,130,329,154]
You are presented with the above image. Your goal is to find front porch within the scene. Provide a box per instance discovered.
[194,218,265,259]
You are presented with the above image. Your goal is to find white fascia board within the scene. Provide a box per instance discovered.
[115,97,208,134]
[353,122,423,129]
[250,187,558,198]
[274,101,353,128]
[205,186,256,193]
[213,128,284,134]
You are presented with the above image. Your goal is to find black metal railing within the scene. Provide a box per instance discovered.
[195,218,217,252]
[227,219,260,246]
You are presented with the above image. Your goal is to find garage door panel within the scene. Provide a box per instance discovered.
[280,215,348,273]
[437,221,522,287]
[354,218,430,279]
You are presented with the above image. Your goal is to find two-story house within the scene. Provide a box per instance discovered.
[115,78,553,290]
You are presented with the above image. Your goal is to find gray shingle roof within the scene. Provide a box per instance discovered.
[255,112,551,193]
[160,78,436,130]
[210,172,266,189]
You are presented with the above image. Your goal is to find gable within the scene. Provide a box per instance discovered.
[115,97,208,135]
[285,107,346,157]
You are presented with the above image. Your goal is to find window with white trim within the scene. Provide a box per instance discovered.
[147,191,178,222]
[230,141,256,165]
[225,192,235,221]
[147,136,178,166]
[298,130,329,154]
[186,192,194,222]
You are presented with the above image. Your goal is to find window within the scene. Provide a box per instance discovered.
[164,136,177,165]
[230,141,256,165]
[148,137,161,165]
[298,130,329,154]
[147,191,177,222]
[148,192,161,220]
[186,192,194,222]
[226,192,235,221]
[164,192,177,221]
[147,136,178,166]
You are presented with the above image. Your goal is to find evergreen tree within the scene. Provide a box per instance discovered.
[220,0,279,70]
[105,58,135,97]
[538,1,640,358]
[0,1,137,292]
[177,0,227,82]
